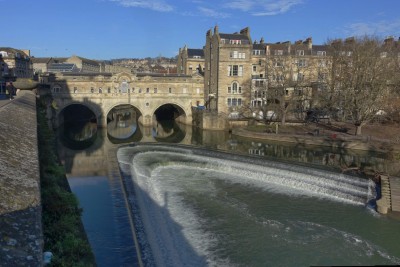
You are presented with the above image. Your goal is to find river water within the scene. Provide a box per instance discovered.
[60,121,400,266]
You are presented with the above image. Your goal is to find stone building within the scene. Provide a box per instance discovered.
[204,26,253,118]
[0,47,33,79]
[66,55,101,73]
[177,45,205,75]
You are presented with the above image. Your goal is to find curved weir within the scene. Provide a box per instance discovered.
[117,144,400,266]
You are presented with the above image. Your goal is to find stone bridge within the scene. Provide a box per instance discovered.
[38,72,205,127]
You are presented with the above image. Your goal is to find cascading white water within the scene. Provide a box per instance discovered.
[117,144,399,267]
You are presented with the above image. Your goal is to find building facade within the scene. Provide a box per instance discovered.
[177,45,205,75]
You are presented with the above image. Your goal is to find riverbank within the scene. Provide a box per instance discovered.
[233,122,400,154]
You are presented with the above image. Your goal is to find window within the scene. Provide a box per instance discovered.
[296,59,307,67]
[193,55,201,59]
[139,88,142,93]
[53,86,61,93]
[231,82,242,94]
[74,87,78,93]
[99,88,102,93]
[253,50,262,55]
[146,88,149,93]
[228,65,243,76]
[227,98,242,106]
[274,50,283,56]
[230,51,246,59]
[169,87,172,93]
[107,87,111,93]
[90,87,94,93]
[296,50,304,56]
[273,74,284,82]
[317,51,326,56]
[196,88,200,94]
[229,39,241,45]
[253,65,257,72]
[154,88,157,93]
[255,80,264,87]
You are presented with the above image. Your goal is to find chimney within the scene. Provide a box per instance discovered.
[240,27,251,43]
[260,37,264,44]
[214,25,219,35]
[303,37,312,49]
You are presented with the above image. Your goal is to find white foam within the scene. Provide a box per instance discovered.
[117,145,384,266]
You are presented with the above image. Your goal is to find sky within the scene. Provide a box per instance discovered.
[2,0,400,60]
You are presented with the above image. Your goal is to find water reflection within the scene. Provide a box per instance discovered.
[107,105,137,140]
[60,120,399,177]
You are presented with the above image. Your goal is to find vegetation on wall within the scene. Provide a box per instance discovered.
[37,100,96,266]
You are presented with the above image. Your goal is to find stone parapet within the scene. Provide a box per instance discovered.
[0,91,43,266]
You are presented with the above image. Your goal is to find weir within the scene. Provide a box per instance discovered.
[114,144,400,266]
[377,175,400,214]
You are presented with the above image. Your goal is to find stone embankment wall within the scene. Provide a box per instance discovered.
[0,91,43,266]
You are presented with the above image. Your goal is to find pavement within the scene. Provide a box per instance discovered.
[0,93,14,108]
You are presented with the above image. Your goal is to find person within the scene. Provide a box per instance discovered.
[6,82,15,100]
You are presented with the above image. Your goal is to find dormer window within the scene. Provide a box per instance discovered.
[230,39,242,45]
[317,51,326,56]
[296,50,304,56]
[193,55,201,59]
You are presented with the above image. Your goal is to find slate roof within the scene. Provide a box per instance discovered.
[48,63,76,72]
[187,49,204,58]
[220,33,250,42]
[253,43,267,50]
[31,57,52,64]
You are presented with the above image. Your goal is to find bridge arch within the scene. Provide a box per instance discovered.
[152,102,189,124]
[56,101,103,128]
[105,103,144,143]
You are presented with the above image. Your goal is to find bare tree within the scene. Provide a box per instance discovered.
[327,36,397,135]
[265,49,315,125]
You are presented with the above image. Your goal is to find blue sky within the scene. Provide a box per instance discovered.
[2,0,400,60]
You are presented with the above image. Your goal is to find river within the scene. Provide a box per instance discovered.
[59,120,400,266]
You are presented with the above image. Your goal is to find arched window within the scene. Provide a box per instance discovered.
[229,82,242,94]
[53,86,61,94]
[119,80,129,93]
[99,88,102,94]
